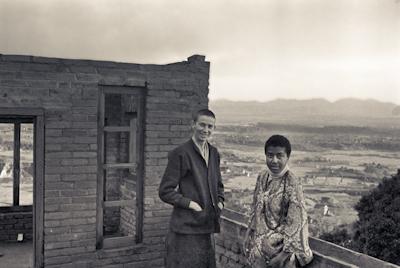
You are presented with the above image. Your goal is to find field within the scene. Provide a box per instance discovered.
[212,122,400,237]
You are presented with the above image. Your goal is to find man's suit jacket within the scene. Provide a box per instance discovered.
[159,139,225,234]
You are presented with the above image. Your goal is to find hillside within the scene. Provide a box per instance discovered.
[210,98,400,128]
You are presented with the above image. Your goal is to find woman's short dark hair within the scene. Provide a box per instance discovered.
[192,109,216,121]
[264,135,292,157]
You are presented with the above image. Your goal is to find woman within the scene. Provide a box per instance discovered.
[244,135,313,267]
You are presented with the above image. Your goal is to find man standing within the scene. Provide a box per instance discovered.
[159,109,224,268]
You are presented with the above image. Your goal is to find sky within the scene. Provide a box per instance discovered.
[1,0,400,104]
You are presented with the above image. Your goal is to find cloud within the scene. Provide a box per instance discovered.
[1,0,399,103]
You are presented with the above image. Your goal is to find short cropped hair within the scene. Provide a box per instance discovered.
[192,109,216,121]
[264,134,292,158]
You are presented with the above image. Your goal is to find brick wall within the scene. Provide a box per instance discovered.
[0,53,209,267]
[0,208,33,242]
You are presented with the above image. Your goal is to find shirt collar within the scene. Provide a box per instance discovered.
[266,164,290,179]
[191,136,208,153]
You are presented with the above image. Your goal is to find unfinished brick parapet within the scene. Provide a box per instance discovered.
[0,53,209,267]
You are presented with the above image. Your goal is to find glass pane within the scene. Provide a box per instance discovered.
[104,206,121,236]
[104,94,138,127]
[20,123,34,206]
[0,123,14,207]
[104,202,136,238]
[120,200,136,237]
[104,168,137,238]
[105,131,130,164]
[105,169,121,201]
[105,168,136,201]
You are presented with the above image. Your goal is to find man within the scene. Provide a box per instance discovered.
[159,109,224,268]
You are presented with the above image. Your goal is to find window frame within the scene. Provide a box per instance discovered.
[96,86,146,249]
[0,107,44,268]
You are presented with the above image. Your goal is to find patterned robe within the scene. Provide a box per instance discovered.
[244,169,313,267]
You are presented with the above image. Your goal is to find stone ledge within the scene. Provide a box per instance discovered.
[309,252,358,268]
[310,237,400,268]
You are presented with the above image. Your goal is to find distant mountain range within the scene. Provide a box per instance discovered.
[210,98,400,127]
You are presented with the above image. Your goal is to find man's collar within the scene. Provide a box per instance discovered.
[191,136,207,151]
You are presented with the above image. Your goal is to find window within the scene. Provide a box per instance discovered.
[0,108,44,268]
[96,86,146,249]
[0,121,33,208]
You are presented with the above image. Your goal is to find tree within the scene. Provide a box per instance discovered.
[353,170,400,265]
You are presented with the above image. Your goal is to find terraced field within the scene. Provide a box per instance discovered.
[214,123,399,237]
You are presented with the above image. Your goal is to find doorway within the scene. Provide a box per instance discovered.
[0,108,44,268]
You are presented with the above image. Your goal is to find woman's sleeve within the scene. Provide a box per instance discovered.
[247,172,263,229]
[282,177,313,266]
[244,172,264,261]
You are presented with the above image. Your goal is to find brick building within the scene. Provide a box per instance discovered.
[1,53,399,268]
[0,53,209,268]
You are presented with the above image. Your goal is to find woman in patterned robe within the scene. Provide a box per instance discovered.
[244,135,313,268]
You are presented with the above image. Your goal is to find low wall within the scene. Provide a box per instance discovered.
[0,206,33,242]
[216,209,399,268]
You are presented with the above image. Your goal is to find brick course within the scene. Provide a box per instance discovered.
[0,209,33,242]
